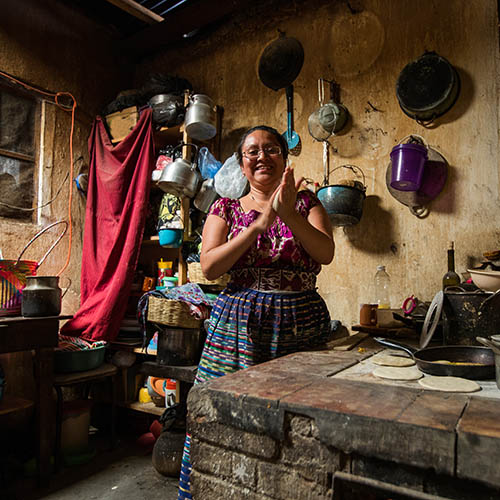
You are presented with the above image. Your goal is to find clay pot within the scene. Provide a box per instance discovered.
[152,430,185,477]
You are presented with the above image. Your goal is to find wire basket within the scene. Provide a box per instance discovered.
[147,296,202,329]
[188,262,230,287]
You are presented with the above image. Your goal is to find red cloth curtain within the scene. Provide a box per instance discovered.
[61,108,155,341]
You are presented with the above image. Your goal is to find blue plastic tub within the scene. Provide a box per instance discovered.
[158,228,183,248]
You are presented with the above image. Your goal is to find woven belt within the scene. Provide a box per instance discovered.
[229,268,316,292]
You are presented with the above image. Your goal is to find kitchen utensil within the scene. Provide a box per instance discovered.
[157,143,200,198]
[390,142,428,191]
[21,275,70,317]
[148,94,184,126]
[0,221,68,316]
[385,145,448,218]
[316,165,366,226]
[258,34,304,91]
[419,290,444,348]
[442,288,500,345]
[193,177,219,213]
[282,85,300,153]
[467,268,500,292]
[477,337,500,390]
[184,94,217,141]
[374,337,495,380]
[396,51,461,125]
[158,228,183,248]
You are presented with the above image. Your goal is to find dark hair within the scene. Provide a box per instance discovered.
[236,125,289,164]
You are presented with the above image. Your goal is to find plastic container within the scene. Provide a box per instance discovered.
[158,228,183,248]
[163,276,178,289]
[157,259,173,287]
[390,143,428,191]
[54,346,106,373]
[374,265,391,309]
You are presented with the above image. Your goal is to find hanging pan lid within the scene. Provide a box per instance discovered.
[258,35,304,91]
[396,51,460,124]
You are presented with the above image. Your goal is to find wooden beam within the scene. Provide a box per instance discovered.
[121,0,253,57]
[105,0,164,25]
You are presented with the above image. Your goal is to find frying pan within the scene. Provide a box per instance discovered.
[374,337,495,380]
[258,34,304,91]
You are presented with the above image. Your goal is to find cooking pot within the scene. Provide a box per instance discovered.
[158,143,200,198]
[396,51,460,125]
[316,165,366,226]
[184,94,216,141]
[21,276,69,317]
[193,177,219,213]
[148,94,184,126]
[157,327,205,366]
[443,288,500,345]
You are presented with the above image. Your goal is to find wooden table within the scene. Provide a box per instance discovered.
[0,315,71,485]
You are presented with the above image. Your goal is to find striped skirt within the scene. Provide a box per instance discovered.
[178,285,332,499]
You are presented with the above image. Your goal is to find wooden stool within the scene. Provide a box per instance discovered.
[53,362,118,471]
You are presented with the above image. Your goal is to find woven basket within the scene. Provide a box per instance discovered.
[147,296,202,329]
[188,262,230,287]
[0,260,38,316]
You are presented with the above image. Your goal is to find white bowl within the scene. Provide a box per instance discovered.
[467,269,500,292]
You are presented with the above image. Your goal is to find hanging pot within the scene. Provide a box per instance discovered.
[158,143,200,198]
[390,142,428,192]
[396,51,460,125]
[317,165,367,226]
[193,177,219,213]
[184,94,216,141]
[148,94,184,126]
[258,34,304,91]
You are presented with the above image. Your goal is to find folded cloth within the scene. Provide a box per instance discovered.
[57,334,107,352]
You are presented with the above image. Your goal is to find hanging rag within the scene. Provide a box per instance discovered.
[61,108,155,342]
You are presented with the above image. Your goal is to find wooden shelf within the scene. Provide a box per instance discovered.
[118,400,165,416]
[140,361,197,383]
[153,124,183,149]
[0,396,34,417]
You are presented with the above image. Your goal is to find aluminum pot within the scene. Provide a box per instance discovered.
[21,276,69,317]
[193,177,219,213]
[184,94,216,141]
[148,94,184,126]
[158,143,200,198]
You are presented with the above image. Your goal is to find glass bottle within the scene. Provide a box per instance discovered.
[374,265,391,309]
[442,241,460,290]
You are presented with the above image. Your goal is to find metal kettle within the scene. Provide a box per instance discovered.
[157,143,200,198]
[193,177,219,213]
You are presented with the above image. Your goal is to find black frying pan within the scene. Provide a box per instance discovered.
[374,337,495,380]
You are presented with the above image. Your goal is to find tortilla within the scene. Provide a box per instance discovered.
[373,366,423,381]
[418,376,481,393]
[371,353,415,367]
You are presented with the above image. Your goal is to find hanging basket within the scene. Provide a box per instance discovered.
[147,296,202,329]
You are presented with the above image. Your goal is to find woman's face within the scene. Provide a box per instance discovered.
[240,130,285,190]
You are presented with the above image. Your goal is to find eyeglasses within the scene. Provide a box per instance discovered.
[242,146,282,159]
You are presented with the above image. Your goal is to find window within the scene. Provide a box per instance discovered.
[0,86,38,221]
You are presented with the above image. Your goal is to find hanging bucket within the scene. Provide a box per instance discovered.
[390,142,428,191]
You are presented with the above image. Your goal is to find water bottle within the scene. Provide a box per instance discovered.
[374,265,391,309]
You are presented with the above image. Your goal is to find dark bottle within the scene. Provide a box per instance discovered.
[442,241,460,290]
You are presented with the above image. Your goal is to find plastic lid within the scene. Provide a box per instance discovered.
[164,277,178,283]
[377,265,386,271]
[158,259,173,269]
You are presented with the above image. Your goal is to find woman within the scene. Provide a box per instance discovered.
[178,125,334,499]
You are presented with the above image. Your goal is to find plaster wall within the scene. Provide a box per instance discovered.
[138,0,500,328]
[0,0,129,313]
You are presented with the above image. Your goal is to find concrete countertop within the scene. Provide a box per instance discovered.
[189,338,500,490]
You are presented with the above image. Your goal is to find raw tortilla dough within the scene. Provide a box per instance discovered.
[372,353,415,367]
[418,376,481,393]
[373,366,423,381]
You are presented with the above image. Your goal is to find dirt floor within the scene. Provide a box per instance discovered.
[4,420,181,500]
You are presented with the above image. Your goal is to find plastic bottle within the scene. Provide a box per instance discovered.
[164,379,177,408]
[374,265,391,309]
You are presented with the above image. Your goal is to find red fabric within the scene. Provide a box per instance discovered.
[61,108,155,341]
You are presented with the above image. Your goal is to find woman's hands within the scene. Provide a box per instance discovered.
[272,166,303,221]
